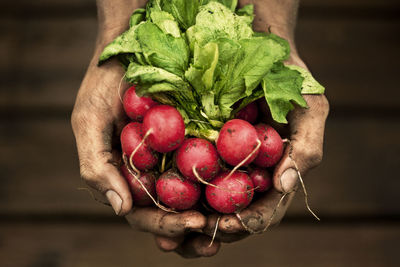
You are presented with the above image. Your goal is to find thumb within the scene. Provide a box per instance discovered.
[273,95,329,193]
[79,150,133,216]
[72,111,132,216]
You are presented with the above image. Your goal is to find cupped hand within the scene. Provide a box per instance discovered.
[72,57,133,215]
[71,56,217,257]
[204,93,329,243]
[157,75,329,252]
[126,207,220,258]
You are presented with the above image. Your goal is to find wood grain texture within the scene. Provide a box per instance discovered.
[0,223,398,267]
[1,11,399,110]
[1,116,398,217]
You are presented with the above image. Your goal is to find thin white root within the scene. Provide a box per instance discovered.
[286,139,320,221]
[224,139,261,181]
[122,133,177,214]
[208,216,221,247]
[77,187,110,206]
[193,167,255,194]
[192,167,218,188]
[129,128,153,176]
[125,165,177,213]
[292,159,320,221]
[160,153,166,173]
[117,73,126,104]
[261,193,287,232]
[235,212,255,234]
[235,193,287,235]
[282,138,289,143]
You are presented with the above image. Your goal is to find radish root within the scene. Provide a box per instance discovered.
[160,153,166,173]
[224,139,261,181]
[236,192,287,234]
[128,128,153,176]
[117,73,127,104]
[261,192,287,232]
[292,158,320,221]
[193,166,256,194]
[123,137,177,214]
[208,216,221,247]
[235,212,254,234]
[286,139,320,221]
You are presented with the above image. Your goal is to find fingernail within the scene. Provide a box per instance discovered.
[280,168,298,193]
[185,215,207,230]
[106,190,122,215]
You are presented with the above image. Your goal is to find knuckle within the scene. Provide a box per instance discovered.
[318,95,330,117]
[79,159,105,191]
[301,147,323,169]
[71,109,88,132]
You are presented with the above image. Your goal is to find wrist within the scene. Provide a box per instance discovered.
[95,0,147,45]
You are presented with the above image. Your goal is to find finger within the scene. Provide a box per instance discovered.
[273,95,329,193]
[154,235,184,252]
[175,234,221,258]
[125,208,206,238]
[72,109,132,216]
[202,214,248,243]
[214,189,296,234]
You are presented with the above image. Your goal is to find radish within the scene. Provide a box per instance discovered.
[123,85,157,122]
[120,165,156,206]
[176,138,220,182]
[216,119,260,166]
[205,171,254,214]
[253,123,284,168]
[235,102,259,124]
[156,169,201,210]
[257,98,288,134]
[249,167,272,192]
[142,105,185,153]
[120,122,158,171]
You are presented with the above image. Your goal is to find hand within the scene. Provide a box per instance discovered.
[206,85,329,243]
[156,63,329,250]
[71,53,217,258]
[125,207,221,258]
[71,0,149,215]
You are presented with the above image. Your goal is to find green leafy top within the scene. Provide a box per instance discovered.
[98,0,325,140]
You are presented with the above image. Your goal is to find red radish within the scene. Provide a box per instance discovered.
[156,169,201,210]
[257,98,288,135]
[123,85,157,122]
[235,102,259,124]
[176,138,220,182]
[253,123,283,168]
[249,168,272,192]
[120,122,158,171]
[216,119,260,166]
[205,171,254,214]
[142,105,185,153]
[121,165,156,206]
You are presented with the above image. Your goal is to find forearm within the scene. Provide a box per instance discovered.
[238,0,301,64]
[239,0,299,37]
[96,0,148,46]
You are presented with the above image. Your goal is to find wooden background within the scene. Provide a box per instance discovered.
[1,0,400,266]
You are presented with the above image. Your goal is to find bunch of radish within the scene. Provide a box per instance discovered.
[120,85,283,214]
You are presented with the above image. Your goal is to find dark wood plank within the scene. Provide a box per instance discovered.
[296,18,400,109]
[0,117,109,215]
[0,17,96,110]
[0,223,398,267]
[0,116,399,216]
[288,116,400,217]
[1,0,399,9]
[302,0,400,8]
[1,12,399,110]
